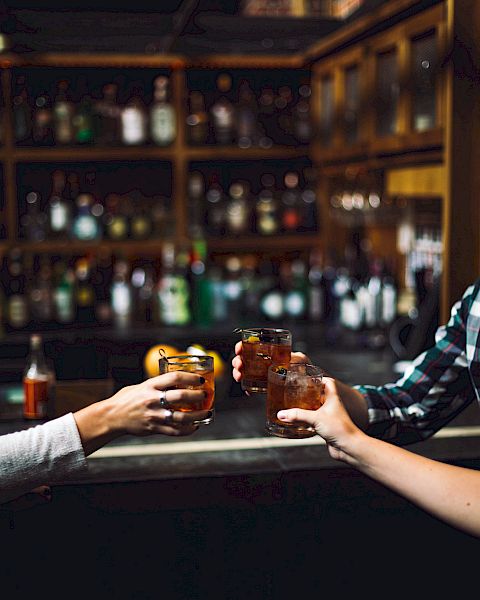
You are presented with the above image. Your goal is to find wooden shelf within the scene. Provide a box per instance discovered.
[7,239,170,255]
[207,234,321,252]
[186,145,309,161]
[13,146,175,162]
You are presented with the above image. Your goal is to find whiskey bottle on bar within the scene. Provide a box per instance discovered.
[186,90,208,145]
[210,73,234,145]
[53,80,75,145]
[48,169,70,239]
[150,75,176,146]
[121,85,147,145]
[23,334,50,420]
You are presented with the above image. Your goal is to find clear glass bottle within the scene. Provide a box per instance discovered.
[210,72,234,145]
[72,193,101,241]
[23,334,51,420]
[150,75,176,146]
[111,258,132,328]
[53,260,75,324]
[226,181,250,236]
[121,85,147,146]
[53,80,75,145]
[48,169,70,239]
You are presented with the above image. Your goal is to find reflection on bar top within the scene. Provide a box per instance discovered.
[89,426,480,459]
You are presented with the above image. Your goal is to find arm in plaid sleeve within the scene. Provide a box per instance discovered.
[354,280,480,445]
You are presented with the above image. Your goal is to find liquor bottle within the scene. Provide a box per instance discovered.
[23,334,52,420]
[131,262,155,324]
[226,181,250,236]
[222,256,244,323]
[53,260,75,324]
[276,85,294,143]
[210,73,234,145]
[73,91,95,144]
[94,83,121,145]
[255,173,279,235]
[187,171,206,238]
[257,85,275,146]
[48,169,71,239]
[104,194,128,240]
[74,257,96,323]
[186,90,208,145]
[13,75,32,142]
[130,194,152,240]
[29,255,54,324]
[150,75,176,146]
[205,173,225,236]
[32,92,53,145]
[300,167,318,232]
[283,259,308,321]
[53,80,75,145]
[121,85,147,145]
[156,243,191,326]
[281,171,302,233]
[21,191,48,242]
[151,194,169,238]
[308,249,325,322]
[5,248,29,329]
[235,80,258,149]
[72,193,101,241]
[91,252,113,324]
[111,258,132,328]
[259,261,284,322]
[292,83,312,144]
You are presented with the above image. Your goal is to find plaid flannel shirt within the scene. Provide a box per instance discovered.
[355,278,480,446]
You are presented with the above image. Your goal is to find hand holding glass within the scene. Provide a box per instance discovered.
[159,354,215,425]
[266,363,324,438]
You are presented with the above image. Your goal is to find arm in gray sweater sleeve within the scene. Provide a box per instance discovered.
[0,412,88,504]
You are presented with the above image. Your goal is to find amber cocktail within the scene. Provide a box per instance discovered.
[240,328,292,394]
[158,354,215,425]
[266,363,324,438]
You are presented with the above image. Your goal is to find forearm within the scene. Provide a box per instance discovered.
[344,432,480,537]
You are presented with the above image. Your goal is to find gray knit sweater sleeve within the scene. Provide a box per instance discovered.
[0,413,88,504]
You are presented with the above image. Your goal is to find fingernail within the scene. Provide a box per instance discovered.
[277,411,287,420]
[198,377,205,384]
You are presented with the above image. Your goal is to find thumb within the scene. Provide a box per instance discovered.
[277,407,317,426]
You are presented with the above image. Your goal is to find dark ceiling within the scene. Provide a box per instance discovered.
[0,1,408,56]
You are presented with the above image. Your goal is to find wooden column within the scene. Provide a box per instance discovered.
[443,0,480,320]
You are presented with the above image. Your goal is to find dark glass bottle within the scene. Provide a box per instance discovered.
[13,75,32,143]
[32,92,53,145]
[5,248,29,330]
[186,90,208,145]
[94,83,121,145]
[53,80,75,145]
[205,173,225,236]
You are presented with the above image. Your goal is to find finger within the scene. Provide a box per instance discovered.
[149,371,205,389]
[234,341,243,355]
[277,407,318,425]
[162,388,209,410]
[290,352,310,364]
[231,355,243,370]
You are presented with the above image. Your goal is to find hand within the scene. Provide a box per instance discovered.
[277,377,364,462]
[231,340,310,384]
[74,373,210,455]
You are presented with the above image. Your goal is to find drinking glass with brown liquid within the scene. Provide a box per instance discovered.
[266,363,324,438]
[238,328,292,394]
[158,354,215,425]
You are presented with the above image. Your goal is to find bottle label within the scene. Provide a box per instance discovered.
[8,295,28,328]
[50,202,69,232]
[151,107,176,144]
[121,108,146,145]
[23,377,48,419]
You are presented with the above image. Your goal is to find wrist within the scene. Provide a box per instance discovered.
[73,398,120,456]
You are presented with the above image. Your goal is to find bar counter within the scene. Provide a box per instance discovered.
[1,343,480,598]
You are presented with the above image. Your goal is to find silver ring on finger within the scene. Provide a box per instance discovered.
[158,389,170,409]
[163,409,175,424]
